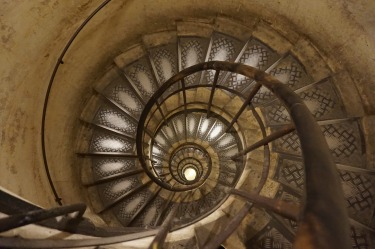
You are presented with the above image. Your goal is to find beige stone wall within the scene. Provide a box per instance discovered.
[0,0,374,210]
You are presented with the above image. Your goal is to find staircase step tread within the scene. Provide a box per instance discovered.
[114,43,146,69]
[142,30,178,49]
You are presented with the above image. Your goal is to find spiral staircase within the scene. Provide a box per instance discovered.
[0,1,374,249]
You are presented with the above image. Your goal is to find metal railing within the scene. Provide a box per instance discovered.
[136,61,351,249]
[2,60,351,249]
[22,0,351,246]
[41,0,113,206]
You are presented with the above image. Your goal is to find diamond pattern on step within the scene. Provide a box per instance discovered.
[199,187,225,212]
[273,121,362,166]
[154,132,170,149]
[219,145,239,160]
[252,226,292,249]
[213,133,236,150]
[197,115,214,139]
[223,41,275,92]
[161,124,179,144]
[351,226,373,249]
[174,187,228,226]
[203,33,243,84]
[97,176,140,203]
[323,123,359,159]
[113,190,151,226]
[94,105,137,136]
[253,56,312,104]
[106,83,143,118]
[149,44,179,99]
[90,133,133,153]
[340,170,375,226]
[218,171,235,186]
[208,36,236,61]
[152,144,167,159]
[150,44,178,83]
[206,121,225,143]
[241,44,270,68]
[262,80,345,125]
[273,187,301,233]
[153,165,165,176]
[178,200,199,220]
[180,37,207,86]
[172,115,186,140]
[187,113,200,138]
[131,195,166,227]
[225,72,254,93]
[273,130,301,156]
[181,39,204,68]
[92,158,136,180]
[162,201,178,222]
[124,58,158,99]
[274,158,304,193]
[220,161,237,173]
[299,82,343,119]
[263,104,291,125]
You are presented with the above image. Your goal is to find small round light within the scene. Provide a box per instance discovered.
[183,167,197,181]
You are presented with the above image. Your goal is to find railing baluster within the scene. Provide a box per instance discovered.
[261,75,333,107]
[156,101,168,126]
[0,204,86,233]
[231,124,295,160]
[240,52,289,94]
[217,40,250,85]
[127,187,162,226]
[206,70,220,118]
[230,189,300,221]
[225,82,262,133]
[154,192,176,226]
[181,78,188,140]
[133,61,351,249]
[202,202,253,249]
[198,36,214,85]
[148,201,180,249]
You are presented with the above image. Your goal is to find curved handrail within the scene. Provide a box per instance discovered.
[41,0,112,205]
[137,61,351,249]
[0,204,86,233]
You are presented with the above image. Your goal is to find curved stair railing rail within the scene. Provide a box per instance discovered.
[137,61,352,249]
[12,0,351,246]
[41,0,113,206]
[1,61,351,249]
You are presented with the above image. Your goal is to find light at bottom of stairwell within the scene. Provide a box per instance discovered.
[184,167,197,181]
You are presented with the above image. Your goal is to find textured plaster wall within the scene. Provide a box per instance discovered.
[0,0,374,209]
[0,0,103,207]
